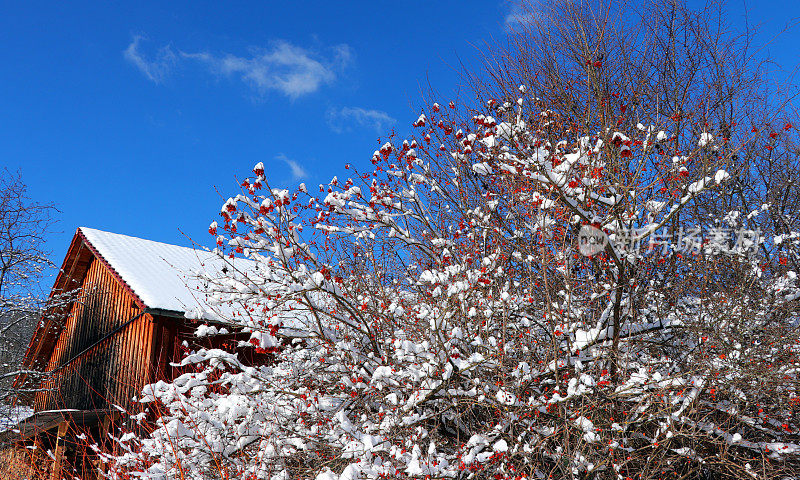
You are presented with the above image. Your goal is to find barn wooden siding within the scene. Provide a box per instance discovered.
[22,229,270,415]
[34,257,161,412]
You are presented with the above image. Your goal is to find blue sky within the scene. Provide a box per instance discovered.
[1,1,799,284]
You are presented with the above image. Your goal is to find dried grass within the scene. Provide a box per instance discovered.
[0,447,49,480]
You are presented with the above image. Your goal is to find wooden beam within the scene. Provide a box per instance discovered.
[99,412,119,446]
[95,411,120,474]
[100,413,112,439]
[50,420,69,480]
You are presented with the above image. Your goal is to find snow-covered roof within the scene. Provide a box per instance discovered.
[77,227,310,334]
[79,227,244,316]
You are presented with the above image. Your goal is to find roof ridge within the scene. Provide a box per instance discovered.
[78,226,202,253]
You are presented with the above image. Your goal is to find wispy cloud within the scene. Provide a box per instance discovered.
[124,36,350,98]
[326,106,396,134]
[182,41,351,98]
[277,154,308,180]
[504,1,539,32]
[123,35,177,83]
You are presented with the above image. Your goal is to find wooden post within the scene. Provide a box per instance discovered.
[101,413,112,439]
[101,412,121,453]
[30,432,46,477]
[85,412,119,480]
[32,431,43,455]
[100,412,117,449]
[50,420,69,480]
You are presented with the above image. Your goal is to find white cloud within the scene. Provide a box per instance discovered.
[504,1,539,32]
[123,35,176,83]
[277,154,308,180]
[327,107,397,134]
[182,41,351,98]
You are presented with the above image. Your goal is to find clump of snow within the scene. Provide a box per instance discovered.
[698,132,714,147]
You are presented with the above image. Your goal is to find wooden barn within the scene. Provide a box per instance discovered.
[2,227,266,478]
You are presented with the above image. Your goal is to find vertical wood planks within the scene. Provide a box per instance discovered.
[35,256,160,413]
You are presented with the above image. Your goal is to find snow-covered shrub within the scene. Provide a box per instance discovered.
[105,2,800,479]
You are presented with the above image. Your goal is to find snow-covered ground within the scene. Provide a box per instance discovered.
[0,404,33,431]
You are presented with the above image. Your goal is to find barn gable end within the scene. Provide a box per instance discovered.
[1,227,283,478]
[17,226,271,412]
[13,228,184,412]
[35,255,157,412]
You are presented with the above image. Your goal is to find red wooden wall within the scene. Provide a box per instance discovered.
[26,232,269,415]
[34,257,159,412]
